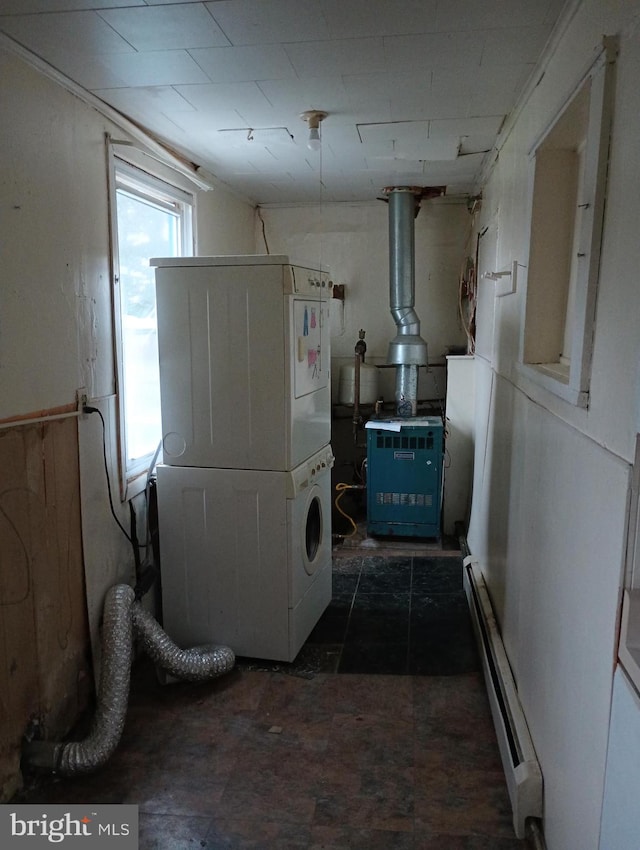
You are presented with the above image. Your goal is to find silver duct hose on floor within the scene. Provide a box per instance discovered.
[132,602,235,681]
[23,584,235,776]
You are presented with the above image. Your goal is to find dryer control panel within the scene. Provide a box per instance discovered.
[287,445,335,498]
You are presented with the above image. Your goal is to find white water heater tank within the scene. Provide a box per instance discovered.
[338,362,379,405]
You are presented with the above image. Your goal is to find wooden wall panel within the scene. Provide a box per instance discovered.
[0,416,91,800]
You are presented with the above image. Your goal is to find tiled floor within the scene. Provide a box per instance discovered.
[310,550,479,676]
[17,547,531,849]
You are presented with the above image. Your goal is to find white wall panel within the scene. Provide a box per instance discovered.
[600,668,640,850]
[466,3,640,848]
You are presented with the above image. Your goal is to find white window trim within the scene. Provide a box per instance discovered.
[517,39,616,409]
[619,435,640,692]
[107,146,194,500]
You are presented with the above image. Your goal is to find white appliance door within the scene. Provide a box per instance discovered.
[289,296,330,466]
[155,262,288,470]
[156,464,291,660]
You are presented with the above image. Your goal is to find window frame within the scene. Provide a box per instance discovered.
[518,41,616,408]
[108,150,194,501]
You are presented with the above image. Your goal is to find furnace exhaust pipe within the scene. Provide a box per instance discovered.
[384,186,445,416]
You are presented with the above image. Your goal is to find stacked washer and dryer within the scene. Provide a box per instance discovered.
[152,255,333,662]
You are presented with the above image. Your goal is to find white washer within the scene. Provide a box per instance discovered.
[155,445,334,662]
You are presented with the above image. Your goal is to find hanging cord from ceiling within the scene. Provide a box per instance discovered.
[257,206,270,254]
[457,198,483,355]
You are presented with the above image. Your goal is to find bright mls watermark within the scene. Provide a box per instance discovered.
[1,805,138,848]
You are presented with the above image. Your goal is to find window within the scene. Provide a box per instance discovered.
[520,41,615,407]
[619,435,640,692]
[111,158,194,497]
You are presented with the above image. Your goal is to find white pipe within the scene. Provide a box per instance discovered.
[0,410,81,431]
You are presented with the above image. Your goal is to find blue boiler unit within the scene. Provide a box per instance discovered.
[366,416,444,538]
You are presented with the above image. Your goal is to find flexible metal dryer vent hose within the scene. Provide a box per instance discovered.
[23,584,235,776]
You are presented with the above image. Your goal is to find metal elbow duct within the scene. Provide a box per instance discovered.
[23,584,136,775]
[23,583,235,776]
[131,602,235,682]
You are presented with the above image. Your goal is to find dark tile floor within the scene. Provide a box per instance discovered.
[313,551,479,676]
[16,548,531,849]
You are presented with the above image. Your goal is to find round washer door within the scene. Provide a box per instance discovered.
[302,483,324,576]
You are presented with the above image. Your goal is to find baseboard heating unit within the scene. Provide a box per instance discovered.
[462,555,543,839]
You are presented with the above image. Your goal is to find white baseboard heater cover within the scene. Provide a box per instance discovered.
[463,555,543,839]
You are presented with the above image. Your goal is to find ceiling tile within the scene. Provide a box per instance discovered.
[0,11,134,57]
[190,44,297,84]
[205,0,331,45]
[343,71,423,101]
[435,0,558,31]
[0,0,143,12]
[98,5,230,51]
[173,81,273,120]
[358,120,429,145]
[284,37,387,77]
[481,26,554,66]
[0,0,570,204]
[389,90,472,123]
[97,86,196,116]
[428,116,504,138]
[319,0,438,39]
[384,31,483,72]
[98,51,212,87]
[47,52,130,90]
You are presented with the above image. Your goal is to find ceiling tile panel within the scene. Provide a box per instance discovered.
[435,0,557,31]
[256,76,352,118]
[98,50,211,87]
[205,0,331,46]
[320,0,438,39]
[284,37,387,77]
[0,0,570,203]
[384,31,483,72]
[0,1,143,12]
[480,26,554,65]
[190,44,297,84]
[96,86,197,117]
[389,90,472,123]
[343,71,427,101]
[46,51,130,90]
[358,120,430,145]
[98,5,231,51]
[428,116,504,138]
[173,81,273,120]
[0,11,134,57]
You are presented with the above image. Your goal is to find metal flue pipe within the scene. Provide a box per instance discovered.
[385,186,444,416]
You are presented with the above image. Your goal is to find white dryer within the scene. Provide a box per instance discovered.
[152,254,331,471]
[155,445,334,662]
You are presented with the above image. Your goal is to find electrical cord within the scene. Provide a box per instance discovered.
[334,483,365,537]
[83,405,143,549]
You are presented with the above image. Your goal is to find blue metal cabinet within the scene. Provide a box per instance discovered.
[366,416,443,538]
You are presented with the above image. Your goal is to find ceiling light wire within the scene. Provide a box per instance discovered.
[318,119,325,276]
